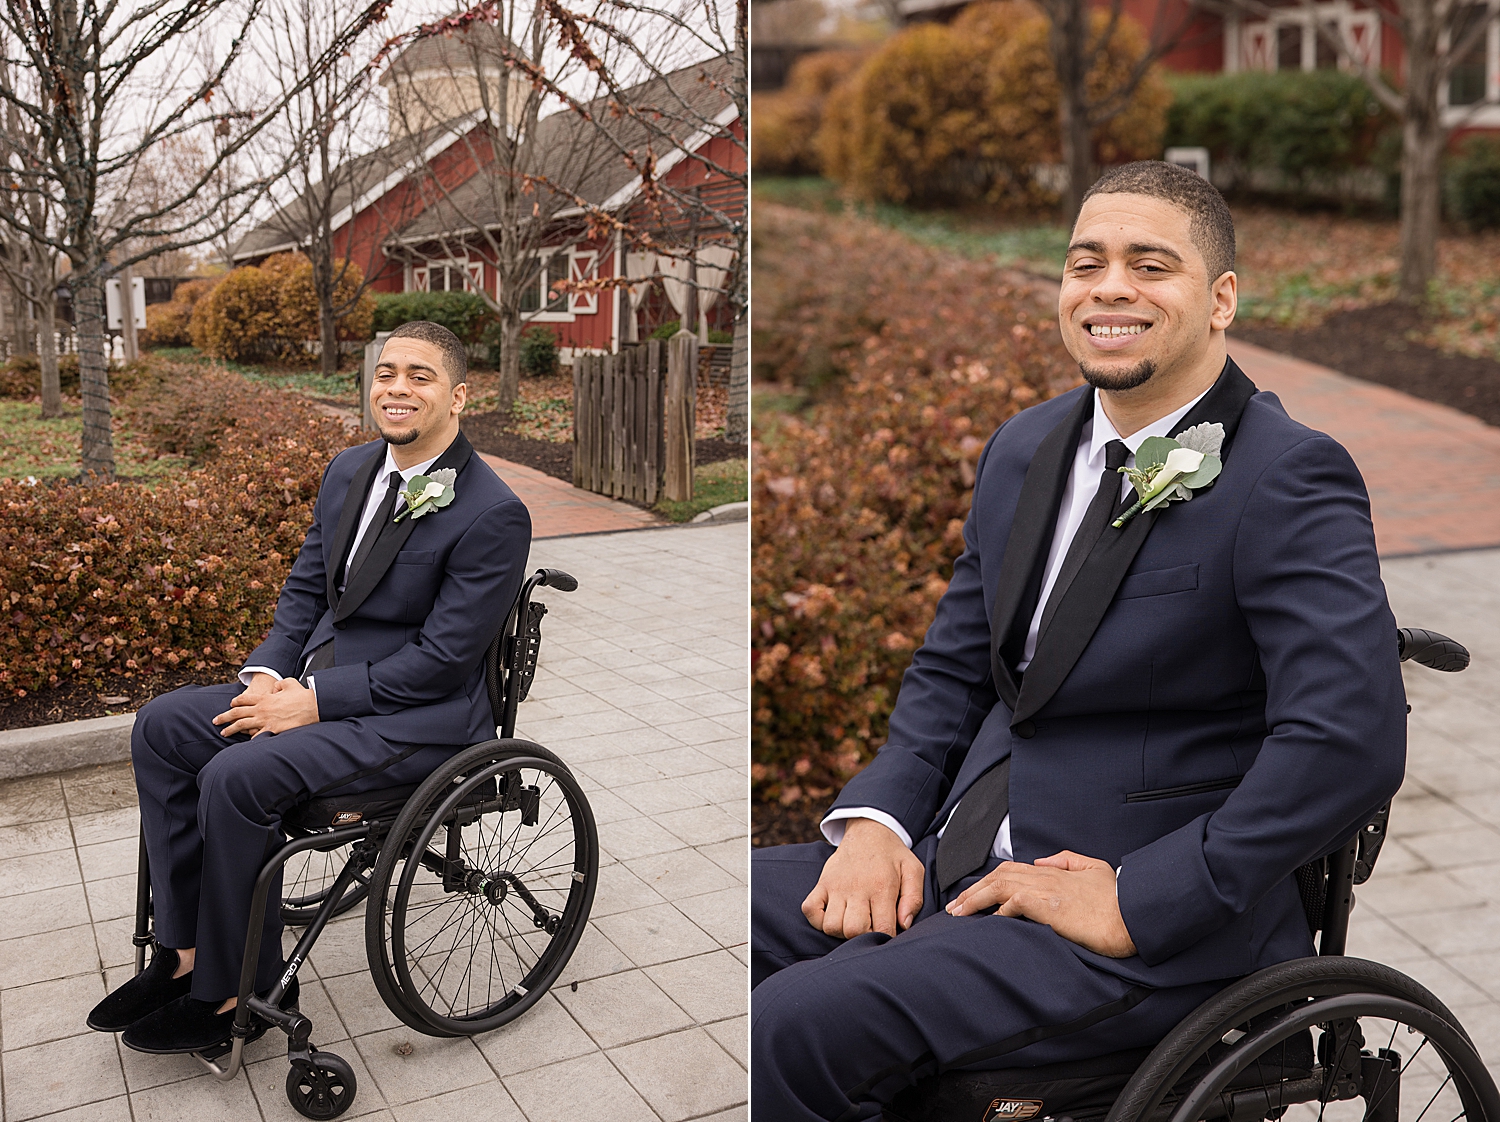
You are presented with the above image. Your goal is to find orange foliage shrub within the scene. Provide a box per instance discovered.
[752,50,869,175]
[276,258,377,346]
[751,205,1079,808]
[0,363,361,695]
[143,277,219,349]
[818,1,1170,205]
[191,258,292,360]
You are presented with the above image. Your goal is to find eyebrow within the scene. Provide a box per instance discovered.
[375,361,439,374]
[1067,240,1185,263]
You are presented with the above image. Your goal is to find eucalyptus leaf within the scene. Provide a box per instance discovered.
[1134,436,1179,471]
[1179,454,1222,490]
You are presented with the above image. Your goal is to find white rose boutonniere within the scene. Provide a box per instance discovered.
[394,467,457,523]
[1112,423,1224,529]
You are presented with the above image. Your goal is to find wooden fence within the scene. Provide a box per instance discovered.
[573,337,696,504]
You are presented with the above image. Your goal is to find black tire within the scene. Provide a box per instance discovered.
[285,1052,357,1119]
[280,843,371,927]
[364,739,598,1037]
[1106,957,1500,1122]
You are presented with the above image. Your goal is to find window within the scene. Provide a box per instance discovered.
[1277,24,1303,70]
[1236,6,1380,74]
[1451,5,1491,106]
[414,261,482,293]
[518,250,576,317]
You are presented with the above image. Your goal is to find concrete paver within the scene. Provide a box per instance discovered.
[1230,338,1500,556]
[0,523,747,1121]
[479,453,661,539]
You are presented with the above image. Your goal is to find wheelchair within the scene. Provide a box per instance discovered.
[886,627,1500,1122]
[127,567,598,1119]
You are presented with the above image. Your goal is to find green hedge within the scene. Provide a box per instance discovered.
[1165,70,1395,185]
[372,292,494,342]
[1448,136,1500,229]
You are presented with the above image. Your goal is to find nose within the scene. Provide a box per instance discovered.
[1091,259,1138,304]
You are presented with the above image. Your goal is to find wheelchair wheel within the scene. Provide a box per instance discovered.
[1106,957,1500,1122]
[285,1051,357,1119]
[281,843,371,926]
[364,739,598,1037]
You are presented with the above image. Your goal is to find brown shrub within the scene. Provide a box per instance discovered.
[752,50,869,175]
[191,254,308,361]
[277,258,377,346]
[0,354,82,399]
[142,277,220,349]
[751,205,1079,808]
[0,363,361,694]
[818,1,1170,205]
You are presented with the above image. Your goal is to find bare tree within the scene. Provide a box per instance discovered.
[381,0,748,438]
[0,0,390,482]
[1222,0,1496,302]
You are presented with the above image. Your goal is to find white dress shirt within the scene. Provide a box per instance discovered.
[822,386,1210,859]
[240,445,441,690]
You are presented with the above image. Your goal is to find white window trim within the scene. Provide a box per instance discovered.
[522,246,578,323]
[1439,0,1500,122]
[568,250,600,316]
[412,258,484,295]
[1230,2,1380,74]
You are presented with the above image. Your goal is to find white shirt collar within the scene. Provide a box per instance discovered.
[1087,385,1212,462]
[381,445,442,483]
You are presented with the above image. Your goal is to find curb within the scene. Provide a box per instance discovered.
[692,501,749,524]
[0,713,135,781]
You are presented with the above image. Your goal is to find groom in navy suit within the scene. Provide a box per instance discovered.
[87,320,532,1054]
[751,162,1407,1120]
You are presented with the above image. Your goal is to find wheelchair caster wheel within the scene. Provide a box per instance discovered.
[285,1052,356,1119]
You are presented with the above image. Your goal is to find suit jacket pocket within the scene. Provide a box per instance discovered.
[1117,563,1198,600]
[1126,774,1242,803]
[394,550,435,565]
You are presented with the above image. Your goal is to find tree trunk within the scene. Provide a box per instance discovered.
[120,262,139,363]
[725,315,748,446]
[74,274,115,482]
[1049,0,1094,221]
[319,299,339,377]
[38,274,60,419]
[498,313,521,412]
[1398,2,1445,303]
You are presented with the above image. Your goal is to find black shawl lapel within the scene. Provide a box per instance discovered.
[333,430,476,626]
[1012,358,1258,726]
[327,444,387,610]
[988,389,1094,709]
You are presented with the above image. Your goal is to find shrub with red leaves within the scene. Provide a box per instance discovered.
[751,204,1079,810]
[0,363,361,696]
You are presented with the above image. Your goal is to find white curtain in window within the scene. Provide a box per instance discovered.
[620,251,656,343]
[656,244,737,335]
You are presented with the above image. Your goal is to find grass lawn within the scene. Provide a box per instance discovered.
[0,400,187,483]
[150,347,362,405]
[654,458,747,523]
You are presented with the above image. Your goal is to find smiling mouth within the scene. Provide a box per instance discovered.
[381,403,417,419]
[1086,323,1150,337]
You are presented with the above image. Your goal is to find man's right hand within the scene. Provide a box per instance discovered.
[239,672,280,700]
[801,818,925,939]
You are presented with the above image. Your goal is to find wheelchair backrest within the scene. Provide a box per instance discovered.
[483,568,578,738]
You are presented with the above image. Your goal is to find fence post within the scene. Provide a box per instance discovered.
[362,332,390,431]
[573,356,586,489]
[664,330,697,502]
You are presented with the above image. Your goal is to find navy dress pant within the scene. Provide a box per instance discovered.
[752,841,1228,1122]
[131,683,468,1002]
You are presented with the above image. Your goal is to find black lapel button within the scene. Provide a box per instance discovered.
[334,621,347,630]
[1014,720,1036,739]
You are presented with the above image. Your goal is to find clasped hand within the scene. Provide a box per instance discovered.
[212,673,319,738]
[802,820,1136,958]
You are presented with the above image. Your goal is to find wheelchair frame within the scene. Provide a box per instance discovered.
[887,627,1500,1122]
[126,566,588,1116]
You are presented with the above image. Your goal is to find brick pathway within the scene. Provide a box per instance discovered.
[0,524,747,1122]
[1229,339,1500,557]
[479,454,662,540]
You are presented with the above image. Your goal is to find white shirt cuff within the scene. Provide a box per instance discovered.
[240,666,283,686]
[820,808,912,849]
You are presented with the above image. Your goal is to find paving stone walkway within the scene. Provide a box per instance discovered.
[479,454,662,539]
[0,523,747,1122]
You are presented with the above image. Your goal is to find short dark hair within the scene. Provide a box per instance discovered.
[1080,160,1236,283]
[384,320,468,385]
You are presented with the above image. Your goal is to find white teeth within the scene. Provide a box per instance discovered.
[1089,324,1148,336]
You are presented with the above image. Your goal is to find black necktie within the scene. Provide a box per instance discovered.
[344,470,404,587]
[934,439,1130,892]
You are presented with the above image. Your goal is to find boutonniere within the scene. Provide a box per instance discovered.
[394,468,457,523]
[1113,422,1224,529]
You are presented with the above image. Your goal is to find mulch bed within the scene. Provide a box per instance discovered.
[753,802,827,848]
[1233,303,1500,428]
[0,668,208,733]
[463,410,747,484]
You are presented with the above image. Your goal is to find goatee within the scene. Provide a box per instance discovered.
[1079,358,1156,391]
[379,426,421,446]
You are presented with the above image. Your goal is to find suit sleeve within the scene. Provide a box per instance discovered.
[828,430,1004,843]
[241,456,338,678]
[310,496,532,721]
[1117,434,1406,966]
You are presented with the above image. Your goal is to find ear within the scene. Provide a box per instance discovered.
[450,379,468,416]
[1209,270,1237,333]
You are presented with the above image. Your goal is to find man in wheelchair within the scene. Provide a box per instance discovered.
[751,163,1424,1120]
[86,320,533,1056]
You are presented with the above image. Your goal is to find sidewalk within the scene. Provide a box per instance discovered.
[479,453,661,539]
[0,523,747,1122]
[1229,339,1500,557]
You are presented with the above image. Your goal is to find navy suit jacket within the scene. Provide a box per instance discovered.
[244,431,533,748]
[830,359,1406,989]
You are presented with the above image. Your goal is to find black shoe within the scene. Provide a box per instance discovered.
[121,976,300,1056]
[87,945,193,1033]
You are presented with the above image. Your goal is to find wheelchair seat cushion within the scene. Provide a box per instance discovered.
[885,1028,1313,1122]
[284,776,499,833]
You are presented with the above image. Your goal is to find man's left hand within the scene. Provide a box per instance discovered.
[213,678,320,739]
[945,850,1137,958]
